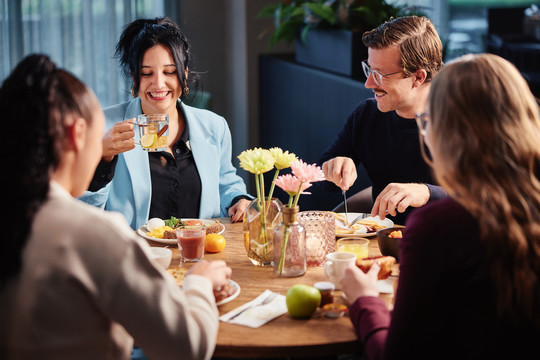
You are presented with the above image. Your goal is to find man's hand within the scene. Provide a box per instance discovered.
[322,157,357,191]
[371,183,430,220]
[102,119,136,162]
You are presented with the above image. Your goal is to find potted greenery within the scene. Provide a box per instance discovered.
[257,0,424,76]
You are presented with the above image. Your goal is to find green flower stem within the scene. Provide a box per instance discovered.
[255,173,262,204]
[258,173,269,257]
[267,169,280,203]
[265,168,280,215]
[277,225,291,275]
[287,195,294,207]
[292,182,304,207]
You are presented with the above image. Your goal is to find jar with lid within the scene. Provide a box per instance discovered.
[314,281,335,306]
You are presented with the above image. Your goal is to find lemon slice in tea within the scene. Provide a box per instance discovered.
[155,135,168,149]
[147,123,159,133]
[141,133,157,148]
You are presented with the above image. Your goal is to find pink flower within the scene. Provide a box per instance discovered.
[274,174,312,196]
[290,159,325,183]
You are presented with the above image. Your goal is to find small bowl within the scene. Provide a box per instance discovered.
[150,247,172,269]
[376,226,405,262]
[322,303,348,318]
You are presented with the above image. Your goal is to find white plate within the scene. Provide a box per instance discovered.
[137,218,225,245]
[335,212,394,238]
[216,279,241,306]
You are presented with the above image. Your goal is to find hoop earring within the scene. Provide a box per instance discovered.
[131,88,137,98]
[183,85,189,96]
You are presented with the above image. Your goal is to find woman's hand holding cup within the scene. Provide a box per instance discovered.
[101,119,136,162]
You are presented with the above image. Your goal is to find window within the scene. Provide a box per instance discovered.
[445,0,537,60]
[0,0,165,107]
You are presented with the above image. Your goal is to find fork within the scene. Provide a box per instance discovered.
[228,292,278,320]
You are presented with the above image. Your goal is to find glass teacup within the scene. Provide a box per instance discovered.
[136,114,169,152]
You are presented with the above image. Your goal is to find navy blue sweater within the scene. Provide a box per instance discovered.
[319,99,445,224]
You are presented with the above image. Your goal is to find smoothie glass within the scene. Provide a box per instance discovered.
[176,226,206,262]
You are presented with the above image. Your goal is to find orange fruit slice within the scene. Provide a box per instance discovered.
[205,233,226,253]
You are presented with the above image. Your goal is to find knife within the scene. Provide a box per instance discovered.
[342,190,349,227]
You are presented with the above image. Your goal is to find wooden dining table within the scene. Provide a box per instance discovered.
[145,218,398,359]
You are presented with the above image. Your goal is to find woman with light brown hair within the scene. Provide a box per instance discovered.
[341,53,540,359]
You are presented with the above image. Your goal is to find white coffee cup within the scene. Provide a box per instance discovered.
[323,252,356,290]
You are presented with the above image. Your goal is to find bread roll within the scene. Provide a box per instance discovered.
[356,256,396,279]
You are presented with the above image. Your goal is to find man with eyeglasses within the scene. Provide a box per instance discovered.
[320,16,446,224]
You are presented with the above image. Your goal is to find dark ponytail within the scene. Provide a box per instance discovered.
[0,54,94,288]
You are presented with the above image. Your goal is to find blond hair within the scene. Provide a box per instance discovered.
[362,16,443,82]
[429,53,540,327]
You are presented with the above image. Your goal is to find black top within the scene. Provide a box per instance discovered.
[319,98,445,224]
[88,120,203,219]
[148,121,201,219]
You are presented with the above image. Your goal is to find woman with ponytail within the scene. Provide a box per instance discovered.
[0,54,232,360]
[341,53,540,359]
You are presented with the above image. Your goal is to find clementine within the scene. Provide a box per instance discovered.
[205,234,226,253]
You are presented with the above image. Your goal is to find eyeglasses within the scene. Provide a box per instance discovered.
[361,60,403,87]
[415,112,430,137]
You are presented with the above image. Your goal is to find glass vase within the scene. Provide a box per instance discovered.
[243,198,283,266]
[273,205,306,277]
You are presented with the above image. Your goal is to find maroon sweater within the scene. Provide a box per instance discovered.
[349,197,538,359]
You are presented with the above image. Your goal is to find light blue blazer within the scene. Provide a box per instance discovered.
[80,98,250,230]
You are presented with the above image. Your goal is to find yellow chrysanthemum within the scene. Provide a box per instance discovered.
[269,147,297,170]
[237,148,275,174]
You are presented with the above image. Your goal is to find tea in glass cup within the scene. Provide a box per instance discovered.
[136,114,169,151]
[176,226,205,262]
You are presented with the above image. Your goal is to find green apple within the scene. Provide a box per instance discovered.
[286,284,321,318]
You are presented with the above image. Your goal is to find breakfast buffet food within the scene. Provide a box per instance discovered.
[356,256,396,279]
[214,282,234,303]
[334,213,388,235]
[146,225,175,239]
[145,217,222,239]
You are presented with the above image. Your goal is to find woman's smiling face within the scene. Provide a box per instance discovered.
[138,44,183,114]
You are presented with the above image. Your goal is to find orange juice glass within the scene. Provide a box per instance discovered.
[336,238,370,259]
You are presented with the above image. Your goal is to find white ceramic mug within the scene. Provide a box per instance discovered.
[323,252,356,290]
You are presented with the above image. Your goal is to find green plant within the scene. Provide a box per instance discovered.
[257,0,425,49]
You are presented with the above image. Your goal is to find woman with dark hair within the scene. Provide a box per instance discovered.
[0,54,232,359]
[341,53,540,358]
[80,17,251,229]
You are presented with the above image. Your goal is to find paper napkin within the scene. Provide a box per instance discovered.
[377,278,395,294]
[219,290,287,328]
